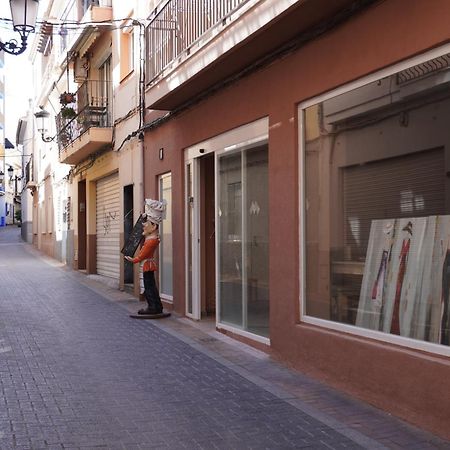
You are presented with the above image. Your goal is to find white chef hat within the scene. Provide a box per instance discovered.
[144,198,167,224]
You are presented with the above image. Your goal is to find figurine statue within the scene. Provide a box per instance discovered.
[124,199,166,315]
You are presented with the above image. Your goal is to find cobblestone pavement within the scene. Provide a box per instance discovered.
[0,226,449,450]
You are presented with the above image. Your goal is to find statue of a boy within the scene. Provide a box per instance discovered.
[124,199,166,315]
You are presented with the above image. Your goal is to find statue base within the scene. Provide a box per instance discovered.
[129,312,171,319]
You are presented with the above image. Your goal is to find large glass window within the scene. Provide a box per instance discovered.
[159,173,173,299]
[303,53,450,347]
[218,143,269,337]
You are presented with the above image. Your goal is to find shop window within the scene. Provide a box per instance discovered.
[159,173,173,300]
[303,52,450,348]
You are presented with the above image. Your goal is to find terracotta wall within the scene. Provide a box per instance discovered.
[143,0,450,438]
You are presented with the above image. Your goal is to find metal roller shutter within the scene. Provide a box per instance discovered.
[344,148,445,260]
[96,173,120,279]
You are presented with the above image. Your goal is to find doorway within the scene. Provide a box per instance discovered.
[200,154,216,317]
[185,154,216,320]
[77,180,87,270]
[123,184,134,285]
[185,118,270,342]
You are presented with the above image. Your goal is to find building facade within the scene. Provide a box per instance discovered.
[0,52,6,226]
[26,0,450,439]
[141,0,450,439]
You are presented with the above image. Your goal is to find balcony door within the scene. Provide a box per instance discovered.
[99,55,112,124]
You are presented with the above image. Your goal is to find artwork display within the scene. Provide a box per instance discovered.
[356,216,450,345]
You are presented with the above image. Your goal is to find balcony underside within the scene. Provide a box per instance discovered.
[59,127,113,165]
[146,0,361,111]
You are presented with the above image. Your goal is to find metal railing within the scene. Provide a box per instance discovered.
[146,0,251,82]
[56,80,112,154]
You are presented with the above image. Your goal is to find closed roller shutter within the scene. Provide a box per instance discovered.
[96,173,120,278]
[344,148,445,260]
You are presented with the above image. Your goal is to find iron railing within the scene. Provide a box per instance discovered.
[146,0,251,82]
[56,80,112,154]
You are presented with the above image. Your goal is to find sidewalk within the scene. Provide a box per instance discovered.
[68,261,450,450]
[0,227,448,449]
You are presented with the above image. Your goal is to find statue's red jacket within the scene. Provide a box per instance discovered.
[131,237,159,272]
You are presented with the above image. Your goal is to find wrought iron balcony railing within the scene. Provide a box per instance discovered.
[146,0,251,83]
[56,80,112,154]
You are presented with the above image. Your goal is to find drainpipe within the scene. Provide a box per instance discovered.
[137,19,146,299]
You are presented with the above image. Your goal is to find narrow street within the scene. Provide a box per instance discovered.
[0,227,448,450]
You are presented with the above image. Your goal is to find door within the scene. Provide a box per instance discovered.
[99,55,112,125]
[217,143,269,338]
[78,180,87,270]
[123,184,134,284]
[200,154,216,316]
[184,118,269,338]
[96,173,120,279]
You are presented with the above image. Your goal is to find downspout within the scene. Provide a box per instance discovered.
[137,19,146,298]
[135,19,146,216]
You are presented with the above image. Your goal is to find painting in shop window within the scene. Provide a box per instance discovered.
[357,216,450,345]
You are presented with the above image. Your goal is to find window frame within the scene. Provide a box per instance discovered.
[119,16,135,83]
[158,171,173,303]
[298,43,450,358]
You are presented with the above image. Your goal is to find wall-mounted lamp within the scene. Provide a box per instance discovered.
[0,0,39,56]
[159,148,164,160]
[7,166,22,196]
[34,108,55,142]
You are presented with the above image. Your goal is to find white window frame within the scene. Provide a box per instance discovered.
[158,172,173,303]
[298,43,450,358]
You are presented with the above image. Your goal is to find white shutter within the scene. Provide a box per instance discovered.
[96,173,120,279]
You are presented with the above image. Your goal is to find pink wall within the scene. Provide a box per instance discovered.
[144,0,450,438]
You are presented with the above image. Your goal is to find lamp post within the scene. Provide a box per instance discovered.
[7,166,22,225]
[34,108,54,142]
[0,0,40,56]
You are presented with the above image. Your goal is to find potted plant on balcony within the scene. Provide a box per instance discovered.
[60,106,77,120]
[59,91,76,105]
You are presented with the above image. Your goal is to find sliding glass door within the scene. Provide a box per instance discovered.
[217,143,269,337]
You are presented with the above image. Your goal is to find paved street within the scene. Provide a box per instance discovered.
[0,226,449,450]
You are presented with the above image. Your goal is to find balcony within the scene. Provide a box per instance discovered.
[57,80,113,165]
[145,0,359,110]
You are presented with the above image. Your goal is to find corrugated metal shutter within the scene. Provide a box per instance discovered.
[96,173,120,279]
[344,148,445,260]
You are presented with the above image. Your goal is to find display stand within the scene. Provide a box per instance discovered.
[129,312,171,320]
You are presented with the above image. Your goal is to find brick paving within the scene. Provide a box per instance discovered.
[0,226,449,450]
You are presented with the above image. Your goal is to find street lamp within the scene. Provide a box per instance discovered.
[34,108,54,142]
[0,0,40,56]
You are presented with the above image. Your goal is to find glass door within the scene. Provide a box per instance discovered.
[217,142,269,338]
